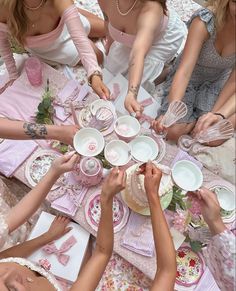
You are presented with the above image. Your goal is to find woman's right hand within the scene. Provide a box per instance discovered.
[124,93,143,118]
[142,161,162,201]
[101,167,126,201]
[44,216,72,241]
[192,112,222,137]
[50,151,79,176]
[151,115,166,134]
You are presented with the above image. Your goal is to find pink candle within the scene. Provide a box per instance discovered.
[25,57,43,86]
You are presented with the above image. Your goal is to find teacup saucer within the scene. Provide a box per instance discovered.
[78,99,117,136]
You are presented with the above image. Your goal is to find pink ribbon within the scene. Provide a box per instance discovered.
[139,113,153,125]
[42,235,77,266]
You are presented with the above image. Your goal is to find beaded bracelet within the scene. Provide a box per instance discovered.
[214,112,226,119]
[88,70,103,86]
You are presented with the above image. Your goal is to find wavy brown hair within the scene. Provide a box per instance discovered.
[141,0,167,15]
[2,0,29,45]
[206,0,230,30]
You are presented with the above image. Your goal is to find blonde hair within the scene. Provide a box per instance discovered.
[206,0,230,30]
[2,0,28,45]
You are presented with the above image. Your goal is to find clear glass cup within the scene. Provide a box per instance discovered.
[25,57,43,86]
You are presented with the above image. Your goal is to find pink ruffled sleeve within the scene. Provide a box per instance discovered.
[203,229,236,291]
[62,5,101,78]
[0,23,19,80]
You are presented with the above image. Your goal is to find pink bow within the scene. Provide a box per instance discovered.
[139,113,153,125]
[42,235,77,266]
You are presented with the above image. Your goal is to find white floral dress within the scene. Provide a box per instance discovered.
[203,229,236,291]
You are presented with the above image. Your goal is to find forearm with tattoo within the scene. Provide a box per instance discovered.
[128,85,140,98]
[23,122,48,139]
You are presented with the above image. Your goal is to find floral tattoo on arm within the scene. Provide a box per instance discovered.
[128,85,140,98]
[23,122,48,139]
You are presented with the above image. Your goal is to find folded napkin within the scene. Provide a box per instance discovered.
[0,139,38,177]
[51,187,88,216]
[121,212,154,257]
[195,267,220,291]
[171,149,203,169]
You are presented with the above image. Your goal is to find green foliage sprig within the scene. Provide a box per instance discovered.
[35,79,55,125]
[96,151,112,169]
[168,186,188,212]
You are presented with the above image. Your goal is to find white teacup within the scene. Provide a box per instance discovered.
[73,128,105,157]
[172,160,203,191]
[105,140,132,166]
[114,115,140,142]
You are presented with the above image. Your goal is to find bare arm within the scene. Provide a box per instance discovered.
[167,17,209,103]
[0,216,71,258]
[212,69,236,112]
[0,118,79,145]
[124,3,164,115]
[143,162,176,291]
[70,168,126,291]
[6,153,78,233]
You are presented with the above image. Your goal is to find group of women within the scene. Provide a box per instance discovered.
[0,0,235,290]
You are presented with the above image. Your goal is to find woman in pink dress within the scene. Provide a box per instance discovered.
[0,0,110,98]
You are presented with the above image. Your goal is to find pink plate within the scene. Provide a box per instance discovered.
[85,192,129,233]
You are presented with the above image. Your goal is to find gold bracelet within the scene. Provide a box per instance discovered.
[88,70,103,86]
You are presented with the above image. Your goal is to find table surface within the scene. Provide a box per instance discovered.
[6,63,234,281]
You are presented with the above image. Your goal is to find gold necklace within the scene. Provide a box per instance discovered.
[116,0,138,16]
[23,0,44,11]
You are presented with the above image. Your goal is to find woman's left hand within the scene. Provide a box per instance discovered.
[91,75,110,100]
[50,151,79,176]
[44,216,72,241]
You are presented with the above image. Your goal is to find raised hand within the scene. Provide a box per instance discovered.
[101,167,126,201]
[50,151,79,176]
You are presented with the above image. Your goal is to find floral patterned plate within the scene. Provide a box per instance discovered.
[25,149,62,189]
[175,246,204,290]
[85,192,129,233]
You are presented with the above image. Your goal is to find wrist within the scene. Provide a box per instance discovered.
[88,70,103,86]
[213,112,226,120]
[100,192,113,205]
[47,125,62,140]
[208,217,226,236]
[46,168,61,181]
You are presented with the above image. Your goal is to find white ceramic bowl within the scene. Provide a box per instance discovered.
[105,140,132,166]
[73,128,105,157]
[172,160,203,191]
[213,186,235,211]
[114,115,141,142]
[129,136,159,162]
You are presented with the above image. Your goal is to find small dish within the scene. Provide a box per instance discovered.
[211,185,235,211]
[104,140,131,166]
[25,149,62,189]
[114,115,140,142]
[85,192,129,233]
[73,128,105,157]
[129,136,159,162]
[172,160,203,191]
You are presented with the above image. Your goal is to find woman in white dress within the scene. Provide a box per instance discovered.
[98,0,187,116]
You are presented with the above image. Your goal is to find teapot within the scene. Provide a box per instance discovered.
[74,157,104,187]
